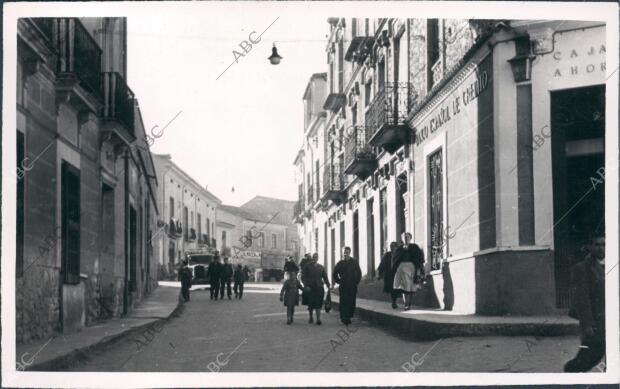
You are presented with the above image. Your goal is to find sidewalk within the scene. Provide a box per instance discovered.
[17,283,181,371]
[331,294,579,341]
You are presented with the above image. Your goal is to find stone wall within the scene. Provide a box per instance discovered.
[16,268,60,343]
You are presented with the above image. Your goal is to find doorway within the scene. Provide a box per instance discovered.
[129,207,137,294]
[352,211,359,262]
[551,84,605,308]
[367,198,375,277]
[396,172,408,239]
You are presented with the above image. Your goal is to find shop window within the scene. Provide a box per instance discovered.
[61,161,80,284]
[429,149,443,270]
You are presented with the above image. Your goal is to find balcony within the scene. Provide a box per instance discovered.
[366,82,415,154]
[344,125,378,180]
[322,162,348,205]
[188,228,197,242]
[323,93,346,113]
[167,218,183,238]
[101,72,136,144]
[345,36,375,64]
[55,18,102,113]
[200,234,208,245]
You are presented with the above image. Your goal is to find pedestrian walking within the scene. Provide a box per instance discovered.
[283,256,300,278]
[377,241,400,309]
[242,265,251,282]
[207,256,223,300]
[301,253,330,325]
[220,257,234,300]
[233,264,246,299]
[564,234,606,372]
[178,260,192,302]
[333,247,362,325]
[280,272,303,324]
[392,232,425,310]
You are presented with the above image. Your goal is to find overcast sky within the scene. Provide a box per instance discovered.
[127,8,327,206]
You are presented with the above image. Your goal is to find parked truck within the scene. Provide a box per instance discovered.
[260,252,287,282]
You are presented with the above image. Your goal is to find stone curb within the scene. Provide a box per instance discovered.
[332,298,579,341]
[27,301,183,371]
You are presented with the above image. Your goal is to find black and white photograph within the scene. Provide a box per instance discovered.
[2,1,619,388]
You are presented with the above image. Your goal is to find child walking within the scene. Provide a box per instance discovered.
[280,272,303,325]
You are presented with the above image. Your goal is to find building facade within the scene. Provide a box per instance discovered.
[152,154,221,277]
[294,18,606,314]
[218,197,298,278]
[16,17,159,343]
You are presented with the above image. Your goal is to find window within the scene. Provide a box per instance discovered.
[427,19,440,91]
[365,81,371,107]
[272,233,277,249]
[16,132,25,276]
[183,206,189,240]
[338,39,344,92]
[207,218,210,237]
[352,103,357,125]
[190,211,194,229]
[378,59,385,92]
[429,149,443,270]
[258,232,265,248]
[169,197,174,219]
[222,230,227,249]
[314,228,319,254]
[352,18,357,38]
[197,213,202,236]
[315,161,320,200]
[61,162,80,284]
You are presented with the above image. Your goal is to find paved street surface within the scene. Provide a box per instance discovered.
[67,283,582,372]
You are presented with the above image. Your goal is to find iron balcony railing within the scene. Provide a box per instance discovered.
[102,72,135,133]
[365,82,416,138]
[323,162,348,194]
[56,18,103,98]
[344,125,376,167]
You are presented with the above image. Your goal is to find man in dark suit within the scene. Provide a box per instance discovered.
[333,247,362,325]
[220,257,234,300]
[207,256,223,300]
[564,234,606,372]
[377,242,400,309]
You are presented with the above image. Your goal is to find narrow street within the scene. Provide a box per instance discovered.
[67,283,580,373]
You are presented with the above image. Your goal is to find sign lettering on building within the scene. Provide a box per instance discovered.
[552,44,606,78]
[414,71,489,146]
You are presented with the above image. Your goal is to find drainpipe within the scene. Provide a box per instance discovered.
[123,148,129,316]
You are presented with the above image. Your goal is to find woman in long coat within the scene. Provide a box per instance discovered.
[393,233,425,310]
[301,253,330,325]
[377,242,400,309]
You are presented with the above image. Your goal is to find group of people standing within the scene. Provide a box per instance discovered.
[280,248,361,326]
[377,232,426,310]
[206,256,250,300]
